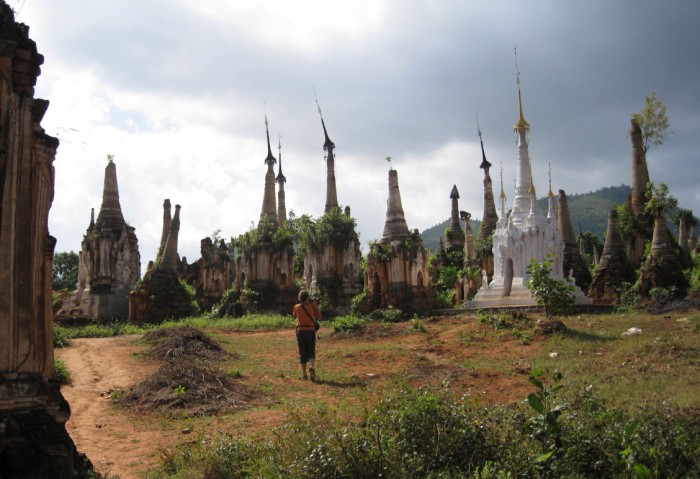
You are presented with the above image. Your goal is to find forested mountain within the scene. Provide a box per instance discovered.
[421,185,631,252]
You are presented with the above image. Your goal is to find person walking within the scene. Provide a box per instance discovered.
[292,290,321,381]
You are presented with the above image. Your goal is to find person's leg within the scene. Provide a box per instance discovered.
[308,336,317,381]
[297,332,308,379]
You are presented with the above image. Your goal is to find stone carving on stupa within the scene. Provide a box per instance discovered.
[475,123,498,281]
[235,115,295,302]
[299,100,362,300]
[129,203,198,323]
[57,158,141,319]
[588,210,635,304]
[0,3,93,474]
[558,189,592,292]
[364,169,433,312]
[469,65,589,308]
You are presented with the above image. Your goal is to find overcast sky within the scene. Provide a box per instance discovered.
[15,1,700,273]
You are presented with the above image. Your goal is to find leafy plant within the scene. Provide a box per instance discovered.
[526,371,565,466]
[173,385,186,395]
[526,255,575,317]
[53,358,71,385]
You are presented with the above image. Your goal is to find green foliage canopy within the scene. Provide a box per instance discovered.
[632,91,671,154]
[52,250,79,291]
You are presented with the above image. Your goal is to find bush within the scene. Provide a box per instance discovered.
[53,358,70,385]
[368,305,404,322]
[53,326,70,348]
[526,255,575,317]
[330,315,367,333]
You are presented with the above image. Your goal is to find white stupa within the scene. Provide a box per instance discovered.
[469,64,588,308]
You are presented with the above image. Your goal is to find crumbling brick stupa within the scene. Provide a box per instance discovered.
[299,105,362,300]
[129,202,199,323]
[0,3,93,476]
[182,237,234,312]
[363,169,434,312]
[235,116,296,307]
[56,158,140,320]
[588,209,635,304]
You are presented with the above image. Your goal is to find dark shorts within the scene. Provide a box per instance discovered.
[296,330,316,363]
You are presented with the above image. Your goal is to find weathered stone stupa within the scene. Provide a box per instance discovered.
[0,4,92,474]
[129,203,198,322]
[445,185,466,255]
[57,159,140,319]
[469,71,589,308]
[182,237,233,311]
[588,209,634,304]
[364,169,433,311]
[300,103,362,299]
[475,126,498,280]
[235,117,294,297]
[638,213,688,298]
[558,189,592,292]
[626,118,651,266]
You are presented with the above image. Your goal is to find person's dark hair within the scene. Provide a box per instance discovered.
[298,290,309,302]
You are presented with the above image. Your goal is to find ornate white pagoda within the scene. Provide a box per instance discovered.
[468,68,588,308]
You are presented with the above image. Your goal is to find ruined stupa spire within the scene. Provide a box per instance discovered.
[315,92,339,213]
[477,118,498,243]
[156,199,172,262]
[547,163,557,222]
[381,168,410,242]
[276,134,287,227]
[158,204,181,274]
[589,209,634,303]
[559,189,591,289]
[89,207,95,229]
[678,215,689,250]
[629,118,650,218]
[95,156,125,229]
[461,211,477,267]
[446,185,465,252]
[259,113,279,230]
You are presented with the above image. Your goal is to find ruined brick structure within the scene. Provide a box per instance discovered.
[0,4,91,475]
[364,169,433,311]
[130,203,198,322]
[444,185,465,255]
[236,117,295,299]
[558,189,591,292]
[182,237,234,311]
[475,127,498,281]
[588,209,635,304]
[637,214,688,298]
[56,159,140,319]
[300,105,362,300]
[626,118,651,267]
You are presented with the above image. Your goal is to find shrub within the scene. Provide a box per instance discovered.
[368,305,404,322]
[53,358,70,385]
[53,326,70,348]
[330,315,367,333]
[526,255,575,317]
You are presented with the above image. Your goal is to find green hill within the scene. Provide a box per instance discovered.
[421,185,631,251]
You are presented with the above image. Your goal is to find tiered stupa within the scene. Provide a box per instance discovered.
[475,124,498,280]
[57,159,141,319]
[300,101,362,299]
[445,185,466,254]
[469,68,589,308]
[638,213,688,298]
[235,116,295,298]
[364,169,433,311]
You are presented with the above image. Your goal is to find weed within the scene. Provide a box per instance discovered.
[410,318,427,332]
[53,358,70,385]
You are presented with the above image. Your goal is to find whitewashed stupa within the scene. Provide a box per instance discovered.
[468,69,588,308]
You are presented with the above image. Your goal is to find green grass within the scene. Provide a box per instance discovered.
[531,311,700,410]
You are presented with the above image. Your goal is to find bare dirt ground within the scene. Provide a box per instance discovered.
[56,317,545,478]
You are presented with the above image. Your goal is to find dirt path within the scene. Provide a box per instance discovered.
[56,336,166,479]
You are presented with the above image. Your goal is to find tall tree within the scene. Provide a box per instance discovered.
[632,91,671,153]
[52,251,79,291]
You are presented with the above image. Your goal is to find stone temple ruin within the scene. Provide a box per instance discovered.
[299,106,362,299]
[235,116,295,301]
[0,4,90,475]
[469,77,589,308]
[130,202,198,323]
[364,169,433,311]
[56,159,140,319]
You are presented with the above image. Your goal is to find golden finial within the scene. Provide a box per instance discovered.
[513,47,530,131]
[499,161,506,200]
[528,157,536,194]
[548,162,554,198]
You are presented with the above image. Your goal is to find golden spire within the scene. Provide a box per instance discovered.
[513,47,530,131]
[499,161,506,199]
[548,162,554,198]
[528,158,536,195]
